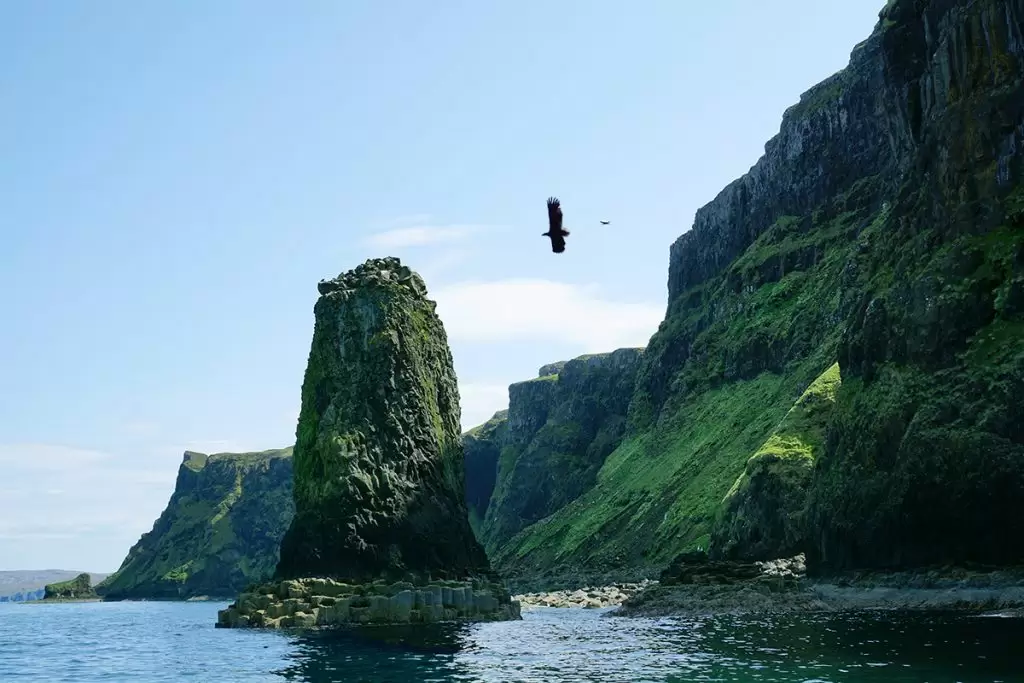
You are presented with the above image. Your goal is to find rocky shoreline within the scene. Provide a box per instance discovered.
[611,554,1024,618]
[217,577,521,629]
[513,580,655,609]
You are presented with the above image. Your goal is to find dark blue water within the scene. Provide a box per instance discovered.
[1,602,1021,682]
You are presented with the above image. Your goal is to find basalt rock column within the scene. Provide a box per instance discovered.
[275,257,491,584]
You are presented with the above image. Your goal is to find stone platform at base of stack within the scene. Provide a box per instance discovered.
[216,576,521,629]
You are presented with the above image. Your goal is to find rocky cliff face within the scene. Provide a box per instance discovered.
[480,349,644,558]
[806,0,1024,572]
[463,409,508,539]
[489,0,1024,579]
[97,448,293,600]
[710,364,841,561]
[274,257,492,584]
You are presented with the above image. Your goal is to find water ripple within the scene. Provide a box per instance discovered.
[0,602,1021,682]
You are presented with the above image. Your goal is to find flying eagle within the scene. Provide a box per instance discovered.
[543,196,570,253]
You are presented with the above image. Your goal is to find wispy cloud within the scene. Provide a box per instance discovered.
[0,443,113,471]
[363,224,490,249]
[432,278,662,353]
[0,442,176,564]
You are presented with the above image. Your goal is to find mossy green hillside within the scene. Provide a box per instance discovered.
[492,175,881,579]
[275,257,491,584]
[492,0,1024,578]
[710,363,841,561]
[479,349,644,555]
[97,448,294,600]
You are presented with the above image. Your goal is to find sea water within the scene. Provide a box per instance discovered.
[1,601,1021,682]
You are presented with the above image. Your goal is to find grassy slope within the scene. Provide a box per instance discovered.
[709,363,841,560]
[809,214,1024,569]
[481,350,642,555]
[97,448,293,599]
[492,180,883,577]
[463,409,508,540]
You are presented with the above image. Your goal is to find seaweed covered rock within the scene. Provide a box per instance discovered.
[805,0,1024,572]
[43,573,97,601]
[97,448,294,600]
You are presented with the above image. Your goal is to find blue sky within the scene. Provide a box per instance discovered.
[0,1,882,571]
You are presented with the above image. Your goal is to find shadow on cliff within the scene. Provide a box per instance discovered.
[272,623,474,682]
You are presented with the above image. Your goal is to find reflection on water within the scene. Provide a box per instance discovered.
[273,623,475,682]
[2,601,1022,682]
[272,608,1024,683]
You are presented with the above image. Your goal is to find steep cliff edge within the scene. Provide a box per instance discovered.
[273,256,492,584]
[463,409,508,539]
[806,0,1024,571]
[493,0,1024,578]
[476,349,644,558]
[97,448,294,600]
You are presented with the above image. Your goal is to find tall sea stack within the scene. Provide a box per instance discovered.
[218,257,519,628]
[276,256,489,582]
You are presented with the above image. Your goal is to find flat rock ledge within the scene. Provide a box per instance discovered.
[514,580,656,609]
[216,577,521,629]
[613,555,1024,618]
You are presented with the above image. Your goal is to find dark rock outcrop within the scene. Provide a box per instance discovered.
[274,257,492,585]
[459,349,644,562]
[219,258,518,628]
[462,409,508,540]
[43,573,97,600]
[97,448,294,600]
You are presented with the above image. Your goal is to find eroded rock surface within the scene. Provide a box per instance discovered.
[217,577,519,629]
[219,257,516,628]
[513,581,655,609]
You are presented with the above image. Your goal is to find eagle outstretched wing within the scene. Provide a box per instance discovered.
[544,196,569,253]
[547,196,563,233]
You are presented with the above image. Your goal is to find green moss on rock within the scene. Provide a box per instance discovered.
[463,349,644,562]
[96,448,294,600]
[710,363,841,561]
[487,0,1024,581]
[43,573,97,601]
[274,257,492,584]
[463,410,508,540]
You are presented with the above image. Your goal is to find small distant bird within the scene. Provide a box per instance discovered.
[599,220,610,225]
[543,196,570,253]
